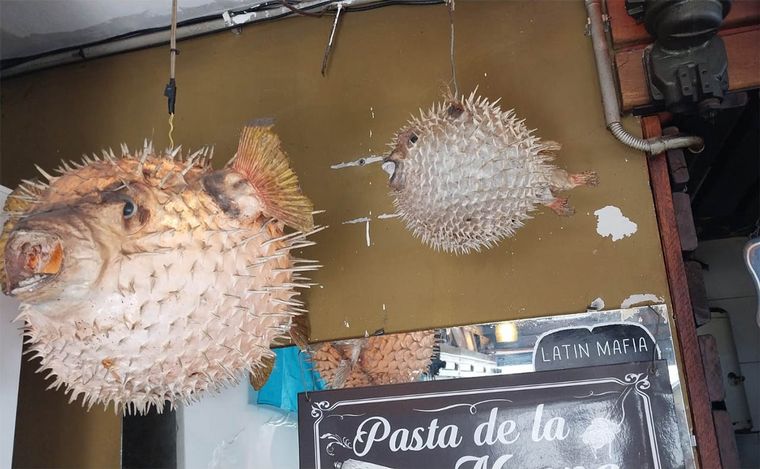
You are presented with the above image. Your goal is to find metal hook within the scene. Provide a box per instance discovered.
[321,3,344,76]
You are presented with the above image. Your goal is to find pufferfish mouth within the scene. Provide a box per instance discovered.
[4,231,64,296]
[382,158,403,189]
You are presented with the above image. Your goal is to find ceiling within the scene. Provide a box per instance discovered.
[0,0,259,61]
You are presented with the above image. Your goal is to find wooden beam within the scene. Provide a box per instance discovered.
[617,26,760,110]
[607,0,760,49]
[642,116,721,468]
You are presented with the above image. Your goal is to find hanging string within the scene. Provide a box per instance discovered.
[297,348,315,403]
[168,114,175,149]
[164,0,179,149]
[447,0,459,97]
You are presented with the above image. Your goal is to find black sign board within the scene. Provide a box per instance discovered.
[298,360,683,469]
[533,323,659,371]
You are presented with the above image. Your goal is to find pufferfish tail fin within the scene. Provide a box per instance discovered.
[249,311,310,391]
[289,312,310,349]
[229,123,314,232]
[248,315,310,390]
[249,354,275,390]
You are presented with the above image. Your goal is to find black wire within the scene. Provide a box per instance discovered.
[1,0,444,72]
[0,0,329,71]
[344,0,443,12]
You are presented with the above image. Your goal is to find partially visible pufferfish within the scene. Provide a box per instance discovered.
[381,90,599,254]
[310,330,438,389]
[0,123,321,414]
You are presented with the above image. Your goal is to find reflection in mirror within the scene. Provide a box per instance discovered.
[423,305,693,467]
[437,306,676,381]
[254,305,694,467]
[309,330,440,389]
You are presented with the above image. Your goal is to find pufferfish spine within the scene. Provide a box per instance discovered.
[1,126,321,414]
[381,90,598,254]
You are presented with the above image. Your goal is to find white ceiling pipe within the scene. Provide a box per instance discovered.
[1,0,353,78]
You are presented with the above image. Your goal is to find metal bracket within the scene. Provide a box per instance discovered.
[628,0,732,117]
[644,37,729,118]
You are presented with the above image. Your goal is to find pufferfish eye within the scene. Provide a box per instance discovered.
[409,133,419,144]
[122,198,137,219]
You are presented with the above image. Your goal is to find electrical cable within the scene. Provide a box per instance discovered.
[1,0,444,73]
[278,0,326,17]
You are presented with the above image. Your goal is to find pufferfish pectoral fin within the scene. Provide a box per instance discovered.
[203,123,314,232]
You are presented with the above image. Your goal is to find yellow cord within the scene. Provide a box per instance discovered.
[168,113,175,149]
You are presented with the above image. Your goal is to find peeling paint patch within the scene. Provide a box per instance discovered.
[343,217,372,247]
[588,297,605,310]
[621,293,664,308]
[343,212,401,247]
[330,155,383,169]
[343,217,370,225]
[594,205,638,241]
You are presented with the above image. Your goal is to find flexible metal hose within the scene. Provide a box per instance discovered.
[585,0,705,155]
[609,122,704,153]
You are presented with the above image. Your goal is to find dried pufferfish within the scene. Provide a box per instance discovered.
[381,90,599,254]
[0,124,321,414]
[310,330,438,389]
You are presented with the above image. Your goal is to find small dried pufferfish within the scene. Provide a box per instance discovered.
[381,90,598,254]
[310,330,437,389]
[0,124,321,414]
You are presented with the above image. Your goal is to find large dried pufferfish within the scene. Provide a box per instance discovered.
[0,124,321,414]
[381,90,599,254]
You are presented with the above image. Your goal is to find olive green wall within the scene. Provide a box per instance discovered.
[1,1,671,467]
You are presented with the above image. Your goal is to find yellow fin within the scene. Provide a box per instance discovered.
[230,124,314,232]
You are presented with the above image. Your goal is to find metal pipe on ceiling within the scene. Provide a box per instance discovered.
[0,0,363,78]
[584,0,705,154]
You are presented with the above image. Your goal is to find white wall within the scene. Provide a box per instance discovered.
[178,379,299,469]
[0,186,23,469]
[696,237,760,467]
[1,0,257,59]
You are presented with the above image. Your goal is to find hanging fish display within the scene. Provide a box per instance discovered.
[381,90,599,254]
[310,330,438,389]
[0,123,321,414]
